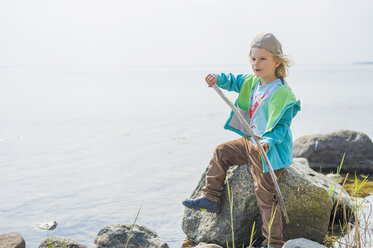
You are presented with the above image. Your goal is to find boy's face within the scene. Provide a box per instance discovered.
[250,47,280,82]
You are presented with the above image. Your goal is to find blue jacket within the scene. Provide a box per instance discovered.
[215,73,301,172]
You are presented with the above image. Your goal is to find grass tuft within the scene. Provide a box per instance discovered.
[326,152,372,248]
[125,202,143,248]
[226,178,257,248]
[226,179,235,248]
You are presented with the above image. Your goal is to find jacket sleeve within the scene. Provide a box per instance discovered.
[213,73,247,93]
[260,106,293,151]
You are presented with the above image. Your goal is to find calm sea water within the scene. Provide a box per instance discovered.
[0,64,372,247]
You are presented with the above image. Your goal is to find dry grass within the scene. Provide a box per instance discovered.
[325,154,371,248]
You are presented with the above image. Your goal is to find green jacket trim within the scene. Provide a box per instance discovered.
[236,75,297,134]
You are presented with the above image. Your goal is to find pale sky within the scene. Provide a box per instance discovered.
[0,0,372,66]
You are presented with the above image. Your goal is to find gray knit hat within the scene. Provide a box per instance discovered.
[251,33,283,55]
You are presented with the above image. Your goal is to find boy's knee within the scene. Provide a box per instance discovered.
[212,143,230,162]
[215,143,226,153]
[214,143,228,156]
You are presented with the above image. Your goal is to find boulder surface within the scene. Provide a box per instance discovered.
[293,129,373,173]
[93,224,169,248]
[39,236,87,248]
[0,232,25,248]
[182,158,348,247]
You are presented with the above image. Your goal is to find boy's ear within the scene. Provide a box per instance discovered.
[271,54,280,68]
[275,59,281,68]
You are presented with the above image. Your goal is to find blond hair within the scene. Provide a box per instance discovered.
[272,53,293,78]
[249,49,293,78]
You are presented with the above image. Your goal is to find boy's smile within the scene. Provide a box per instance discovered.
[250,47,280,85]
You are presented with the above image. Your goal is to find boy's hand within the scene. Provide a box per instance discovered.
[256,143,268,154]
[205,74,218,87]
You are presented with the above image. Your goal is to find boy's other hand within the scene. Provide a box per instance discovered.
[205,74,218,87]
[256,143,268,154]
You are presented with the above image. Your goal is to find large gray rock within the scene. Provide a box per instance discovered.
[293,129,373,173]
[0,232,25,248]
[39,236,87,248]
[292,158,351,209]
[93,224,169,248]
[182,158,349,247]
[283,238,327,248]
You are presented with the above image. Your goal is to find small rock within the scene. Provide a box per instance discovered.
[0,232,25,248]
[195,243,224,248]
[39,236,87,248]
[35,221,57,231]
[326,173,343,183]
[93,224,169,248]
[326,173,342,179]
[283,238,327,248]
[293,129,373,173]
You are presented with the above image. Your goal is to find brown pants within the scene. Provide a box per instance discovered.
[202,137,284,248]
